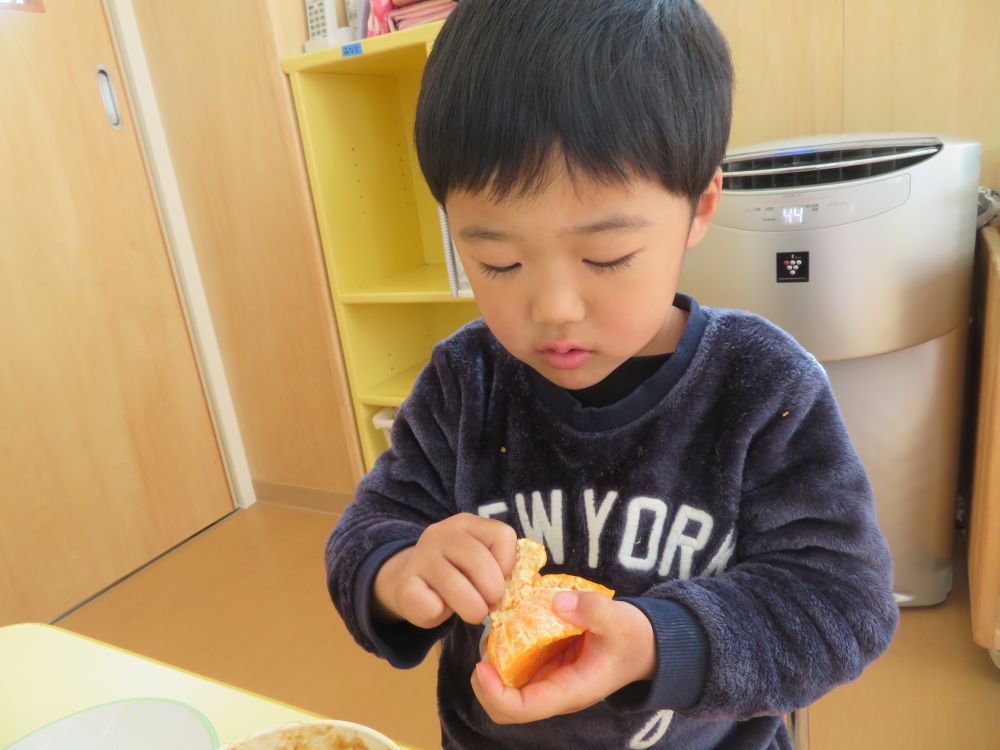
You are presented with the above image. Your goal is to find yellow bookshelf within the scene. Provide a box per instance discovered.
[283,23,479,469]
[340,265,454,304]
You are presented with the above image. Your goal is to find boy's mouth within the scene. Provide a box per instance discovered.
[539,344,591,370]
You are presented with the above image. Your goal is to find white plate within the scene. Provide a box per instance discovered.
[3,697,217,750]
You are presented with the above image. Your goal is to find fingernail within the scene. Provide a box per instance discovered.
[554,592,578,612]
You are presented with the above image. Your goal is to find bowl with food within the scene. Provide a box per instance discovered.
[218,719,402,750]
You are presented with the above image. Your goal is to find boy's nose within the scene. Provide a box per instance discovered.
[530,281,585,326]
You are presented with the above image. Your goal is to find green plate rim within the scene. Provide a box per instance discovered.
[0,696,219,750]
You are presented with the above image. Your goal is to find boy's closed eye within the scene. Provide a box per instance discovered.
[477,261,521,279]
[586,252,637,273]
[476,252,638,279]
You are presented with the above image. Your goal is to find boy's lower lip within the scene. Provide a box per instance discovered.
[540,348,591,369]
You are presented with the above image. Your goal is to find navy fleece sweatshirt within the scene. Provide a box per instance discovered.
[325,295,899,750]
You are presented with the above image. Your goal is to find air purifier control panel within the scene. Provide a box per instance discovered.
[715,174,910,232]
[776,252,809,283]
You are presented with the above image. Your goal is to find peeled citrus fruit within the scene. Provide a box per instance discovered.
[486,538,614,688]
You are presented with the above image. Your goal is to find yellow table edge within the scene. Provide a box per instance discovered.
[0,623,421,750]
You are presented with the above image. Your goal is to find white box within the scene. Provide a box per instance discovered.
[372,407,397,448]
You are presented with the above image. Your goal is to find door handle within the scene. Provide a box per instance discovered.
[96,65,122,130]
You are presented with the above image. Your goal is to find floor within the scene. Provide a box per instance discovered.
[808,532,1000,749]
[57,503,1000,750]
[57,503,441,750]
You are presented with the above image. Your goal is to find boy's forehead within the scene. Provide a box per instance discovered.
[449,183,625,228]
[447,151,632,202]
[452,210,655,242]
[450,177,635,212]
[446,174,690,241]
[448,162,655,211]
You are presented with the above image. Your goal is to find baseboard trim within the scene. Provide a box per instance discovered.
[252,481,352,514]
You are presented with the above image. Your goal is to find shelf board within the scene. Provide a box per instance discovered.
[338,265,467,304]
[282,23,442,75]
[359,361,426,407]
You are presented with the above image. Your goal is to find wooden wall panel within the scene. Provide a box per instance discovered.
[968,225,1000,651]
[844,0,1000,189]
[702,0,844,149]
[265,0,348,61]
[266,0,309,63]
[133,0,365,507]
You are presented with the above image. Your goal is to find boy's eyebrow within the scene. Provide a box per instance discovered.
[456,213,653,242]
[569,214,653,236]
[457,226,513,242]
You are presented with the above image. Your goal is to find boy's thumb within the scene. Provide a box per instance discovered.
[553,591,614,634]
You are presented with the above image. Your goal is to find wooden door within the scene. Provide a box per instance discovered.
[0,0,235,625]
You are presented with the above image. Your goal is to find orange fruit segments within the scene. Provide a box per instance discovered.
[486,539,614,689]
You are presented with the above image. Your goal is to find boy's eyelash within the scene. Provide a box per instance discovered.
[477,253,636,278]
[478,262,521,279]
[586,253,636,272]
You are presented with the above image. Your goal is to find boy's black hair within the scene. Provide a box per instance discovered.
[414,0,734,206]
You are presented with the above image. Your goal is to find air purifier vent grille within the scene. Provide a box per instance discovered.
[722,138,942,190]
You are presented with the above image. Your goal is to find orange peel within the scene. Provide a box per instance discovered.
[485,538,614,688]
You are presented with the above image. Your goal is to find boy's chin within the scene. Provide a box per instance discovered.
[533,363,612,391]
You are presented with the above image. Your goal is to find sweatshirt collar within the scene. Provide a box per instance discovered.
[525,293,708,432]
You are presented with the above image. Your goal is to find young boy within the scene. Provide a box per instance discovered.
[326,1,899,748]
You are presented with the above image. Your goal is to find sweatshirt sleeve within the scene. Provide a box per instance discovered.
[622,357,899,719]
[605,597,709,713]
[324,346,465,663]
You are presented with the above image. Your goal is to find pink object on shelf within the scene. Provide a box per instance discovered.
[367,0,395,36]
[385,0,457,32]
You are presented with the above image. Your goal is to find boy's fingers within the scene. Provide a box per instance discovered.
[443,533,507,609]
[426,556,489,624]
[553,591,617,635]
[471,659,594,725]
[473,660,503,697]
[471,662,516,724]
[553,597,657,685]
[464,516,518,578]
[471,661,532,725]
[398,577,451,629]
[489,524,519,578]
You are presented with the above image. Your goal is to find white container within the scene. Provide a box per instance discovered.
[372,407,397,448]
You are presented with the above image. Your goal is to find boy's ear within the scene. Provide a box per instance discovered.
[685,168,723,250]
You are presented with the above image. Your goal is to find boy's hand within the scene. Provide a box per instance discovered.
[374,513,517,629]
[471,592,656,724]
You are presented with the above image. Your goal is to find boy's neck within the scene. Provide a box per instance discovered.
[637,304,690,357]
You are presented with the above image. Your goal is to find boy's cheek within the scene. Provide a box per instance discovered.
[479,309,528,352]
[599,315,656,349]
